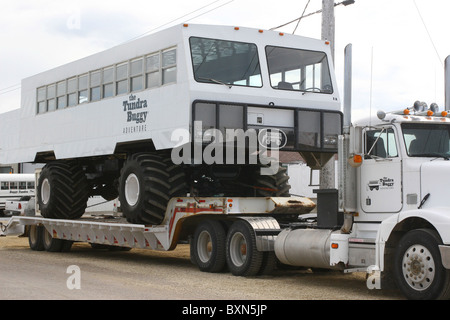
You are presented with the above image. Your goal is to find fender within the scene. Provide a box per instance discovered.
[376,207,450,270]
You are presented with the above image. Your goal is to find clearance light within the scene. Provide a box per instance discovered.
[404,109,410,115]
[348,154,363,168]
[183,24,189,28]
[234,27,240,30]
[279,32,284,36]
[325,41,330,45]
[427,110,434,117]
[353,154,362,163]
[258,29,264,33]
[331,243,339,249]
[442,111,448,117]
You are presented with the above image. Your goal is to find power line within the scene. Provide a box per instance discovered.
[292,0,311,34]
[0,0,235,95]
[271,0,354,31]
[122,0,234,44]
[0,83,21,96]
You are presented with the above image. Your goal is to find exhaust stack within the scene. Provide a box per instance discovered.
[445,56,450,111]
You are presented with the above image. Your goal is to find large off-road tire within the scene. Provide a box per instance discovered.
[119,153,172,225]
[253,165,291,197]
[394,229,450,300]
[37,161,89,219]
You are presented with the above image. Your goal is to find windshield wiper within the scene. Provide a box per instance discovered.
[198,77,232,89]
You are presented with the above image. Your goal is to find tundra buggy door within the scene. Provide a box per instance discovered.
[360,126,402,213]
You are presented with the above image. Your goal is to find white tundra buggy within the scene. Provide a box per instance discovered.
[0,24,342,225]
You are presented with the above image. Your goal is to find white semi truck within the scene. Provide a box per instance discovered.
[1,24,450,300]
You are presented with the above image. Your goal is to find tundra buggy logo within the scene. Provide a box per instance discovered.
[258,128,287,150]
[123,94,148,124]
[368,177,394,191]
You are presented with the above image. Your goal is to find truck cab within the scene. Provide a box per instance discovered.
[348,103,450,299]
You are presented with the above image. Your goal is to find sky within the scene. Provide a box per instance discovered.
[1,0,450,121]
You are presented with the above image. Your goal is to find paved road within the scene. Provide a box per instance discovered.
[0,237,404,302]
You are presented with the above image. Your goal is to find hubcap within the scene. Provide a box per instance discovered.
[229,232,247,267]
[197,230,213,263]
[41,178,51,205]
[124,173,140,206]
[401,244,435,291]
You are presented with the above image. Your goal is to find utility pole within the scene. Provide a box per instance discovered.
[320,0,336,189]
[321,0,335,62]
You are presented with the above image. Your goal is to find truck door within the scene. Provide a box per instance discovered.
[360,126,402,213]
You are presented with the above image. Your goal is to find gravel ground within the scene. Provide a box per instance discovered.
[0,236,405,301]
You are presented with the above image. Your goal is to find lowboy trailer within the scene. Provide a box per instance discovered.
[0,195,315,277]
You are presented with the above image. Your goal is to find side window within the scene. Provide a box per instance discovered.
[365,128,398,159]
[36,46,176,113]
[1,182,9,190]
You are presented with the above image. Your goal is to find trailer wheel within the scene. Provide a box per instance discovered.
[28,225,45,251]
[119,153,171,225]
[394,229,450,300]
[226,220,263,276]
[192,220,227,273]
[42,228,73,252]
[37,161,89,219]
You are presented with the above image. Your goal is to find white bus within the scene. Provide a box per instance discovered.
[0,174,35,212]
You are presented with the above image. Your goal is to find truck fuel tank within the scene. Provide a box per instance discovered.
[274,228,342,270]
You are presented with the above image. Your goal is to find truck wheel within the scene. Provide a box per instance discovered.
[258,252,277,275]
[119,153,170,225]
[37,161,89,219]
[394,229,450,300]
[28,225,45,251]
[226,220,263,276]
[192,220,227,273]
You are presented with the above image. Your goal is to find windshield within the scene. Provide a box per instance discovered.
[266,46,333,94]
[402,123,450,158]
[190,37,262,87]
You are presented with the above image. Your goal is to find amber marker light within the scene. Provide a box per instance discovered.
[353,154,362,163]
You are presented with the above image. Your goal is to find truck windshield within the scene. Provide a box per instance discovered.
[402,123,450,158]
[266,46,333,94]
[190,37,262,87]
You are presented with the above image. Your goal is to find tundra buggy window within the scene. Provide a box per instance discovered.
[190,37,262,87]
[266,46,333,94]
